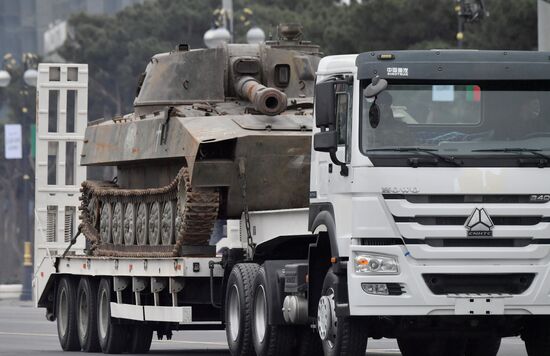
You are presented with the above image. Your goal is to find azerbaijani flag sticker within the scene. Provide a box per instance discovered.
[466,85,481,102]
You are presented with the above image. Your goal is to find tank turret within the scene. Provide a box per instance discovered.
[79,24,321,257]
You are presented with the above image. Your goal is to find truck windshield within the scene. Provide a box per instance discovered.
[360,81,550,159]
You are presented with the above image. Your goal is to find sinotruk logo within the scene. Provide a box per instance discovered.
[465,208,494,237]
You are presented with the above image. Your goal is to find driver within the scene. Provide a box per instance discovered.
[365,92,413,147]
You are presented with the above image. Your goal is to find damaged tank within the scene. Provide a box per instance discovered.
[79,24,322,257]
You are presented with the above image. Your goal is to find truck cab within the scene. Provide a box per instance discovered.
[308,50,550,355]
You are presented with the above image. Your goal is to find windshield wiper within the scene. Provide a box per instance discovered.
[472,148,550,167]
[366,147,463,167]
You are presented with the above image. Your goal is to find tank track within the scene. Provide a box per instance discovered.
[79,167,219,257]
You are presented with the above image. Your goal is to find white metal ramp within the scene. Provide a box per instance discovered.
[33,63,88,304]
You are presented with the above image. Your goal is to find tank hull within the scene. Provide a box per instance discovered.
[81,113,312,218]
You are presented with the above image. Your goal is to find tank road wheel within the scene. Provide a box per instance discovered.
[112,202,124,245]
[318,269,368,356]
[161,201,176,245]
[148,202,161,245]
[136,203,149,246]
[126,325,154,354]
[99,203,113,243]
[123,203,136,245]
[76,277,101,352]
[225,263,260,356]
[252,266,295,356]
[97,278,125,354]
[56,277,80,351]
[88,197,99,229]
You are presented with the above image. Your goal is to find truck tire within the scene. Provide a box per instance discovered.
[97,278,125,354]
[76,277,101,352]
[398,336,465,356]
[252,266,295,356]
[317,269,368,356]
[225,263,260,356]
[523,318,550,356]
[465,336,501,356]
[56,276,81,351]
[127,325,154,354]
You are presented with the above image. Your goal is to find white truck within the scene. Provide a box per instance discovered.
[35,50,550,356]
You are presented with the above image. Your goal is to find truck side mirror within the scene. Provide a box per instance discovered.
[314,81,337,129]
[365,75,388,99]
[313,79,349,176]
[313,130,338,152]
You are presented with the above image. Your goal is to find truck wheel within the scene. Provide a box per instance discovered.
[398,336,465,356]
[252,266,295,356]
[97,278,125,354]
[225,263,260,356]
[126,325,154,354]
[317,269,368,356]
[76,277,101,352]
[523,318,550,356]
[465,336,501,356]
[56,277,81,351]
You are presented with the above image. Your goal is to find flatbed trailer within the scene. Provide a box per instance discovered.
[32,63,309,353]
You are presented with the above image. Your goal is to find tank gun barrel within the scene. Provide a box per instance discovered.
[235,76,287,116]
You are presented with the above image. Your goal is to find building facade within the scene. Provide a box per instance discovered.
[0,0,145,58]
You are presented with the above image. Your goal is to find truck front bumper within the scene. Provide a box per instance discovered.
[348,243,550,316]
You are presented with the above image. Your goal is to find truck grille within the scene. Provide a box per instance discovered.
[394,216,548,225]
[423,273,534,295]
[384,194,548,204]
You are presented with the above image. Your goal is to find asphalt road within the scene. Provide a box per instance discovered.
[0,299,528,356]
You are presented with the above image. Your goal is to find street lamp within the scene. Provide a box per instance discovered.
[23,69,38,87]
[204,27,232,48]
[246,26,266,45]
[204,3,265,47]
[454,0,488,48]
[0,70,10,88]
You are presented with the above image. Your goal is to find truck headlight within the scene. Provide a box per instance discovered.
[354,253,399,274]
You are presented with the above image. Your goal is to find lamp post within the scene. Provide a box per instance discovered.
[454,0,488,48]
[203,4,265,48]
[0,52,38,301]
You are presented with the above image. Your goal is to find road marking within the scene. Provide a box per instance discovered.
[0,331,57,337]
[0,331,228,347]
[153,339,227,346]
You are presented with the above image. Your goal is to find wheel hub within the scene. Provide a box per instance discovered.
[228,285,241,342]
[318,295,333,341]
[253,285,267,344]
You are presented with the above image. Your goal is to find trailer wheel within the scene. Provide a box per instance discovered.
[317,269,368,356]
[225,263,260,356]
[252,266,295,356]
[76,277,101,352]
[56,277,81,351]
[523,318,550,356]
[465,336,501,356]
[126,325,154,354]
[97,278,125,354]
